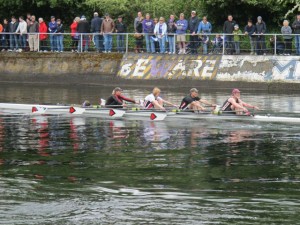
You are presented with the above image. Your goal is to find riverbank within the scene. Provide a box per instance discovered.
[0,52,300,92]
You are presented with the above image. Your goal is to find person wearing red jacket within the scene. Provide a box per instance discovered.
[38,17,48,52]
[70,17,80,52]
[105,87,138,108]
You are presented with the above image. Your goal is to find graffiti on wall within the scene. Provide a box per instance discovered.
[118,55,221,79]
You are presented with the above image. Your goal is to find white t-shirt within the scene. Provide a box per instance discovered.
[144,94,162,109]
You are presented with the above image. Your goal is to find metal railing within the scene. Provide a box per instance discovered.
[0,32,299,56]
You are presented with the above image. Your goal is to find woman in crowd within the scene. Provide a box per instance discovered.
[38,17,48,52]
[281,19,293,55]
[154,17,167,54]
[134,16,144,53]
[70,17,80,52]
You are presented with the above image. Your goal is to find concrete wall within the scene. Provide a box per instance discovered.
[118,54,300,83]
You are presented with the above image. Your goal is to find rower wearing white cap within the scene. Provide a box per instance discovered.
[221,88,259,114]
[179,88,216,111]
[105,87,137,108]
[144,87,177,110]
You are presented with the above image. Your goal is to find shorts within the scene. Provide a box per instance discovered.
[177,34,186,42]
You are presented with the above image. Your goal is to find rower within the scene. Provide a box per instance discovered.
[179,88,216,111]
[221,88,259,114]
[144,87,177,110]
[82,100,91,108]
[105,87,137,108]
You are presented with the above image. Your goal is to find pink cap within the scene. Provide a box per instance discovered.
[232,88,241,94]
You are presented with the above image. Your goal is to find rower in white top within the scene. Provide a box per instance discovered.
[221,89,260,114]
[143,87,177,110]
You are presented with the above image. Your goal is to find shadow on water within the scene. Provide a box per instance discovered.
[0,84,300,224]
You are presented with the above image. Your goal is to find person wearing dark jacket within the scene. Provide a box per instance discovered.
[77,15,90,52]
[223,15,236,54]
[292,13,300,55]
[188,11,199,54]
[244,19,256,54]
[167,14,176,54]
[8,16,19,51]
[255,16,267,55]
[56,19,64,52]
[115,16,127,53]
[91,12,103,52]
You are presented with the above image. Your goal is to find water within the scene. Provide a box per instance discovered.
[0,84,300,224]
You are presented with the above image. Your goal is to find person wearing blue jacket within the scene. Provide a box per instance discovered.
[176,13,188,54]
[142,13,155,53]
[197,16,212,34]
[244,19,256,54]
[48,16,57,51]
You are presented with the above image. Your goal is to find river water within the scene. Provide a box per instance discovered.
[0,84,300,224]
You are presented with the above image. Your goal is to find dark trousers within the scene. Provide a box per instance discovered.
[225,35,234,54]
[256,36,266,55]
[71,37,79,51]
[190,34,198,54]
[283,38,293,54]
[40,40,48,51]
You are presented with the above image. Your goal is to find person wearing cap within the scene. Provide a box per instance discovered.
[255,16,267,55]
[48,16,57,52]
[244,19,256,55]
[91,12,103,52]
[101,13,115,53]
[292,13,300,55]
[179,88,216,111]
[77,15,90,52]
[105,87,137,108]
[233,24,242,54]
[115,16,127,53]
[144,87,177,110]
[188,11,200,54]
[221,89,259,114]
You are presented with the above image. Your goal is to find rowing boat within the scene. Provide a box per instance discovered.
[0,103,71,114]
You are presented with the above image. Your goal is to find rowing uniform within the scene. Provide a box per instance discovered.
[179,95,201,110]
[144,94,162,109]
[105,95,135,108]
[221,98,239,112]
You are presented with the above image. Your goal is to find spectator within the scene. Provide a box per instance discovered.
[176,13,188,54]
[134,11,142,32]
[134,16,144,53]
[281,19,293,55]
[15,16,27,52]
[223,15,236,54]
[26,13,32,26]
[1,19,9,51]
[292,13,300,55]
[91,12,103,52]
[0,22,3,50]
[255,16,267,55]
[188,10,199,54]
[56,19,64,52]
[101,13,115,53]
[8,16,19,52]
[244,19,256,55]
[70,17,80,52]
[48,16,57,52]
[28,15,39,52]
[154,17,167,53]
[77,15,90,52]
[38,17,48,52]
[115,16,127,53]
[200,32,209,54]
[142,13,155,53]
[167,14,176,54]
[152,17,160,53]
[233,24,242,54]
[211,34,223,54]
[197,16,212,34]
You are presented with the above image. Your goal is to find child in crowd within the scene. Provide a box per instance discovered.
[233,24,242,54]
[211,34,223,54]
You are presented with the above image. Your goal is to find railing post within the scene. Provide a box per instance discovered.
[274,34,277,55]
[80,33,83,52]
[37,32,40,52]
[222,34,225,55]
[125,33,128,55]
[174,33,176,54]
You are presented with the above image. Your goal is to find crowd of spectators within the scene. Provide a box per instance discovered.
[0,11,300,55]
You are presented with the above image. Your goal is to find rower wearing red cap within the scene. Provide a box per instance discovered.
[221,89,259,114]
[105,87,137,108]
